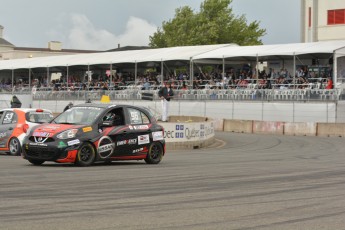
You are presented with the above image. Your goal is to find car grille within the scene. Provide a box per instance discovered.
[25,145,59,160]
[29,136,55,143]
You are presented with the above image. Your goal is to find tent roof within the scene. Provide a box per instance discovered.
[192,40,345,61]
[1,41,345,70]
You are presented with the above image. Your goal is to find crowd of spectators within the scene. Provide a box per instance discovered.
[0,65,334,93]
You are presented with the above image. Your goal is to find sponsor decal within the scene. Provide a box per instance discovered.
[175,132,184,138]
[117,138,137,146]
[164,130,175,139]
[128,125,134,130]
[130,111,141,124]
[98,136,115,158]
[176,125,184,130]
[82,126,92,132]
[152,131,163,141]
[134,125,149,130]
[33,131,50,137]
[138,134,150,145]
[41,125,61,130]
[3,112,14,124]
[133,147,144,153]
[58,141,68,148]
[29,143,48,147]
[67,139,80,146]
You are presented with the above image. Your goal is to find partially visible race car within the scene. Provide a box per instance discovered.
[22,104,165,166]
[0,108,54,155]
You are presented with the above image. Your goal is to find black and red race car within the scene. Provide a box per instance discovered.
[21,104,165,166]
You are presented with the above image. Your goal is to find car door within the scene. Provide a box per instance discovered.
[0,111,17,149]
[125,107,152,155]
[100,108,134,158]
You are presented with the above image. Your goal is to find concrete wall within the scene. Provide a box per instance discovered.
[160,117,215,150]
[223,119,345,138]
[28,99,342,123]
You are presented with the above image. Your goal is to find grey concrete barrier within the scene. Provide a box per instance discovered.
[317,123,345,137]
[253,121,284,135]
[223,119,253,133]
[159,116,215,150]
[284,122,317,136]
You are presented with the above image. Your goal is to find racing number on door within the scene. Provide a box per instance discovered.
[3,112,14,124]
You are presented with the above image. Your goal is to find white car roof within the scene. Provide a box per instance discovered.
[0,108,52,113]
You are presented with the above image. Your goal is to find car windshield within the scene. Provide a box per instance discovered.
[51,106,104,125]
[26,111,54,123]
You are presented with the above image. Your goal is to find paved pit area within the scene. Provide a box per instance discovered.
[1,132,345,230]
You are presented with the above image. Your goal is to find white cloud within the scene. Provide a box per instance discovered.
[65,14,157,50]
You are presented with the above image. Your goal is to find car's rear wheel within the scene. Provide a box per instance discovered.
[145,142,163,164]
[75,142,96,167]
[8,137,21,156]
[28,159,45,165]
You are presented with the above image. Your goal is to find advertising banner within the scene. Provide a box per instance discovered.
[162,121,215,143]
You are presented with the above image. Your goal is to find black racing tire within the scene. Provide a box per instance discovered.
[8,137,21,156]
[75,142,96,167]
[145,142,163,164]
[28,159,45,166]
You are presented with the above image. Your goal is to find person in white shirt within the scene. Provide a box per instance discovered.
[158,81,174,122]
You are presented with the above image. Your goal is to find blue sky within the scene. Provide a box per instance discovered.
[0,0,301,50]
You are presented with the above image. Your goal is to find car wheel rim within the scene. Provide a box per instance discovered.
[150,144,161,159]
[10,139,19,154]
[80,146,91,161]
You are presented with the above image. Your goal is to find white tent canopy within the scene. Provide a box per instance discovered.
[192,40,345,61]
[0,44,232,70]
[1,40,345,85]
[1,41,345,70]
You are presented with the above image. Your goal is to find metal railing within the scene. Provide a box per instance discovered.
[28,88,345,102]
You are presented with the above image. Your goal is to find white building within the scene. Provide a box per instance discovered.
[0,25,99,60]
[302,0,345,42]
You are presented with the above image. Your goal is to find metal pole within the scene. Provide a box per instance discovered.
[29,68,31,91]
[252,54,259,80]
[293,53,296,89]
[190,58,193,88]
[222,55,225,80]
[134,61,137,84]
[161,59,163,85]
[47,66,50,87]
[11,69,14,95]
[110,62,112,88]
[87,64,90,89]
[66,65,69,88]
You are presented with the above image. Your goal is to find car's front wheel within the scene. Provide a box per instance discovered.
[8,137,21,156]
[145,142,163,164]
[75,142,96,167]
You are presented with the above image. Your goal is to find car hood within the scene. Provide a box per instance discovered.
[31,124,85,137]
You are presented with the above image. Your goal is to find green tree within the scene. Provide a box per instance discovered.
[149,0,266,48]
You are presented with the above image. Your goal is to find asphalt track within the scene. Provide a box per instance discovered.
[1,132,345,230]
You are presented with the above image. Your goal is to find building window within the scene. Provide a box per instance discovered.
[328,9,345,25]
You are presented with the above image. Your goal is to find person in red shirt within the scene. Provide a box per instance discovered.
[325,77,333,89]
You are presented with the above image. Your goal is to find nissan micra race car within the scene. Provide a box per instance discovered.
[22,104,165,166]
[0,108,53,156]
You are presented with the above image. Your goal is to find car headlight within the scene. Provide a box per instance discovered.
[57,129,78,139]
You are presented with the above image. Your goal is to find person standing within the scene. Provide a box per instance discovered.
[158,81,174,122]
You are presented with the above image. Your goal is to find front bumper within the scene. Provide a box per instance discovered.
[22,140,80,163]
